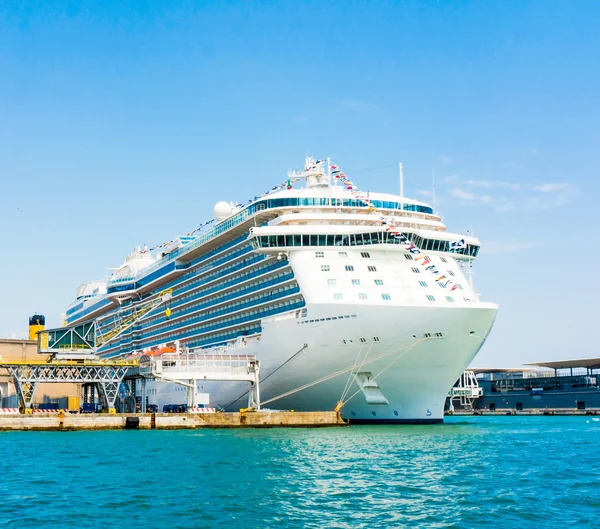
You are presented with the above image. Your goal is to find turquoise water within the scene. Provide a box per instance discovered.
[1,416,599,528]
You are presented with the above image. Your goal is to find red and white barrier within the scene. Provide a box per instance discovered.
[189,408,216,413]
[32,409,68,414]
[0,408,19,414]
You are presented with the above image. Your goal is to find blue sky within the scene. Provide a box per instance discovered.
[1,1,599,366]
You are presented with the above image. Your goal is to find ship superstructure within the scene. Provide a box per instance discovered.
[63,158,498,423]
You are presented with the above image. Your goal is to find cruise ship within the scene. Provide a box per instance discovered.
[64,158,498,423]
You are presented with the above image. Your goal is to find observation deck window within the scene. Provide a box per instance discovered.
[253,231,479,257]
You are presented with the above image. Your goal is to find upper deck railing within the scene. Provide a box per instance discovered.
[111,196,435,286]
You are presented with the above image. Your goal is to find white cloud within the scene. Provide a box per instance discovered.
[416,189,433,198]
[443,174,459,183]
[435,172,575,214]
[462,179,522,191]
[450,188,492,204]
[483,241,540,255]
[533,183,571,192]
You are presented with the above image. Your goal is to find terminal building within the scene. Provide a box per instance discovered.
[447,358,600,413]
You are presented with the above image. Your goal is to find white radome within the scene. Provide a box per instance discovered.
[214,201,233,220]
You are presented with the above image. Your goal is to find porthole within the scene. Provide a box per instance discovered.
[372,411,377,416]
[394,410,399,416]
[469,331,475,335]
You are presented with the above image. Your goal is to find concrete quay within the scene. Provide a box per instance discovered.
[0,411,348,431]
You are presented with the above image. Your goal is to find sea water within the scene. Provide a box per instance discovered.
[0,416,598,528]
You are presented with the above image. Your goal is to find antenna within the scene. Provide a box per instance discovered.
[432,169,436,213]
[399,162,404,211]
[327,157,333,206]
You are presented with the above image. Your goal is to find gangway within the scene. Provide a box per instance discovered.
[37,289,173,357]
[447,370,483,412]
[135,353,261,411]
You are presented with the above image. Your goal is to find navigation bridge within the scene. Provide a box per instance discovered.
[129,353,261,412]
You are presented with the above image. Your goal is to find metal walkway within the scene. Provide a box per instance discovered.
[133,353,261,411]
[447,370,483,411]
[0,359,137,413]
[1,351,261,414]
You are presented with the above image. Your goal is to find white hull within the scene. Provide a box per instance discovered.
[146,302,497,422]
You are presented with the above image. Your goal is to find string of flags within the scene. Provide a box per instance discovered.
[331,163,377,211]
[379,216,459,291]
[139,176,301,255]
[140,159,462,295]
[331,159,459,292]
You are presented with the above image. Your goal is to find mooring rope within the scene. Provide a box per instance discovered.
[223,343,308,409]
[339,340,421,408]
[261,338,424,407]
[339,344,366,404]
[339,342,374,404]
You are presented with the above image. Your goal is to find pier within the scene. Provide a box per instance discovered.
[0,410,347,431]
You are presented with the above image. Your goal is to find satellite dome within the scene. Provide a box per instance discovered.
[214,201,233,221]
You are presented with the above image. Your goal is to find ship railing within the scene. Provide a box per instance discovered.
[158,353,257,375]
[107,276,136,286]
[136,205,260,279]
